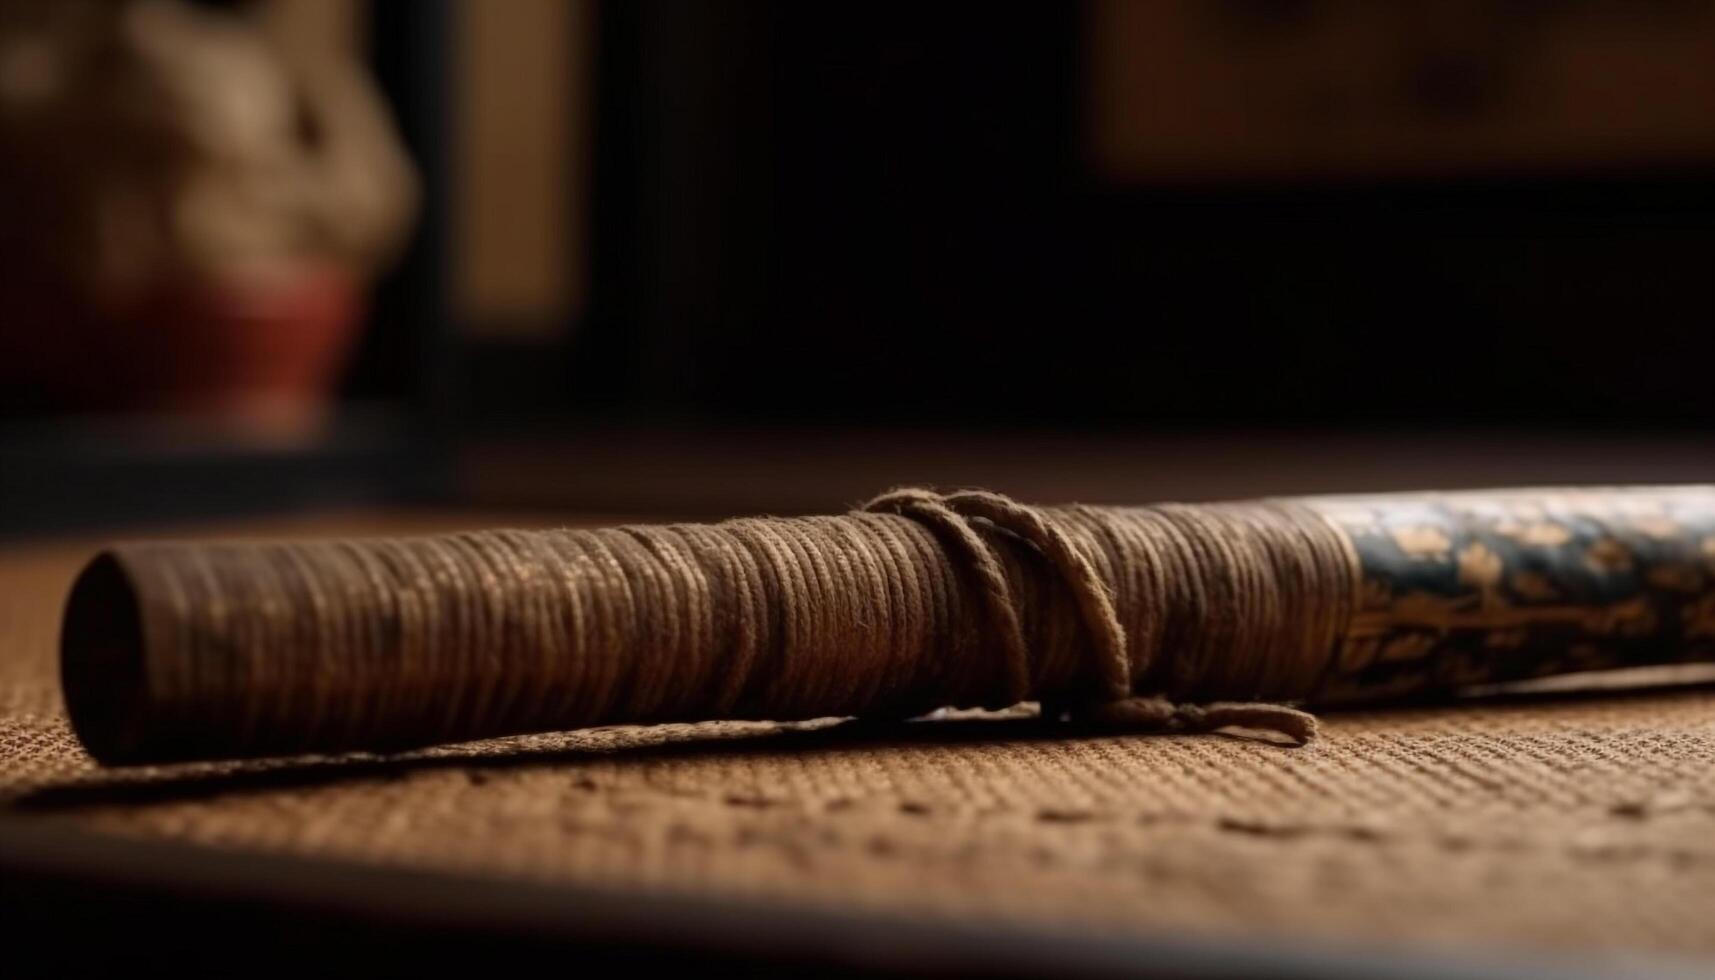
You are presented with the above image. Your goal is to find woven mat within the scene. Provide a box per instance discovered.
[4,513,1715,962]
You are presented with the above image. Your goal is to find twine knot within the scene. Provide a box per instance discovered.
[865,488,1319,747]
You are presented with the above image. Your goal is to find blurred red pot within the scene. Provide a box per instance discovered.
[0,263,363,438]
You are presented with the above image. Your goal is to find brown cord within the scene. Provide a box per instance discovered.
[61,490,1354,764]
[864,490,1318,743]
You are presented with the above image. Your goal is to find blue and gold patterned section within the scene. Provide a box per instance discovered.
[1302,487,1715,704]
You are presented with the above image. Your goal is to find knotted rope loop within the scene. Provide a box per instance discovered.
[866,488,1318,746]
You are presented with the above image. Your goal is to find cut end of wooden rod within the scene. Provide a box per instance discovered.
[60,551,154,766]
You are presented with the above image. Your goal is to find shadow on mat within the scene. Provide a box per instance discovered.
[13,672,1715,811]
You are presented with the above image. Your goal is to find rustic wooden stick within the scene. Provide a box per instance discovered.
[60,486,1715,764]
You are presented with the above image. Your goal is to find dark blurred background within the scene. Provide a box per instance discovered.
[3,0,1713,533]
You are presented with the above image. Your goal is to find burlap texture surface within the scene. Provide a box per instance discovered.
[4,513,1714,961]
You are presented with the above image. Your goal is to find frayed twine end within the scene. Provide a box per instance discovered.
[1057,695,1319,747]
